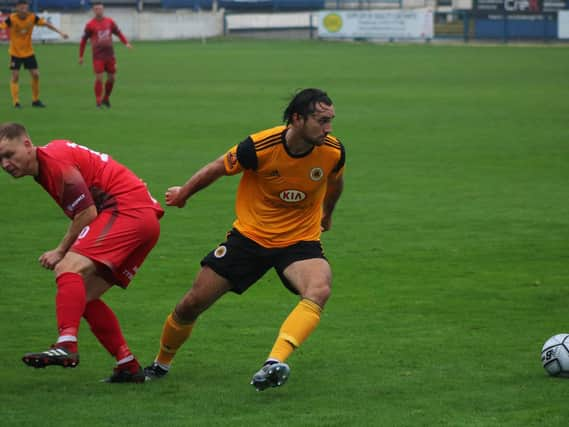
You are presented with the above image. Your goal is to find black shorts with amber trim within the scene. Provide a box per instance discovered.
[201,228,326,295]
[10,55,38,70]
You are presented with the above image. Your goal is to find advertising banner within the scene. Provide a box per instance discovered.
[318,9,434,40]
[473,0,568,13]
[0,14,8,42]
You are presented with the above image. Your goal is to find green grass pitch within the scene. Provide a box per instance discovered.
[1,39,568,426]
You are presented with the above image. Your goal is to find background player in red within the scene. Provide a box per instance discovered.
[79,2,132,108]
[0,122,163,383]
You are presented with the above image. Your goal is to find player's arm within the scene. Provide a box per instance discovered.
[111,21,132,48]
[39,17,69,39]
[166,155,227,208]
[321,144,346,232]
[78,30,90,64]
[39,205,98,270]
[321,173,344,232]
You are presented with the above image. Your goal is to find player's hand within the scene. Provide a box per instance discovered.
[78,57,83,65]
[321,214,332,232]
[126,43,133,49]
[165,186,186,208]
[39,248,65,270]
[61,32,69,40]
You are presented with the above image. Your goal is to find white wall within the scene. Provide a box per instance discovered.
[225,12,313,31]
[58,9,224,42]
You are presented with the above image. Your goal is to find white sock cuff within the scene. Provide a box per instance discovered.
[57,335,78,344]
[117,355,135,365]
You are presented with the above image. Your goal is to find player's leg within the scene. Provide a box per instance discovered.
[145,266,232,378]
[94,73,104,107]
[146,229,269,379]
[270,258,331,361]
[79,208,160,382]
[9,59,21,108]
[21,251,97,369]
[82,274,145,383]
[252,244,331,391]
[102,73,114,107]
[102,59,116,107]
[92,60,105,107]
[27,56,44,107]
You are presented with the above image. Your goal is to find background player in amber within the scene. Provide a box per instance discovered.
[0,0,68,108]
[79,2,132,108]
[0,122,163,383]
[144,88,345,390]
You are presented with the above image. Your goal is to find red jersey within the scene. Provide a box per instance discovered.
[35,140,163,219]
[80,17,127,61]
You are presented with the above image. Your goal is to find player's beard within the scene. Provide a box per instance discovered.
[305,134,327,146]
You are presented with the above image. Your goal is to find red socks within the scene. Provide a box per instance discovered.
[83,299,133,363]
[103,80,114,101]
[55,272,86,353]
[94,80,103,104]
[55,274,134,365]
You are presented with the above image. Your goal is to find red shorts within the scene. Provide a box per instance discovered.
[71,208,160,287]
[93,57,116,74]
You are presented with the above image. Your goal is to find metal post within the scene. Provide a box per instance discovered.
[503,12,508,44]
[309,13,314,40]
[463,11,469,43]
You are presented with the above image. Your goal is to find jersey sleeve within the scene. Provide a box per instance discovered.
[223,137,258,175]
[82,24,92,39]
[223,145,242,176]
[35,15,47,26]
[2,18,10,27]
[111,20,120,34]
[57,165,95,218]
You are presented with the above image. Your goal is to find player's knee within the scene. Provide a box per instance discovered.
[53,253,94,278]
[54,259,80,277]
[302,280,332,307]
[174,293,203,323]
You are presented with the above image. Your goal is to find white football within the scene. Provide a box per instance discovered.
[540,333,569,377]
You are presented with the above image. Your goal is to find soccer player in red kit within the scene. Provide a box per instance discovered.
[79,2,132,108]
[0,122,163,383]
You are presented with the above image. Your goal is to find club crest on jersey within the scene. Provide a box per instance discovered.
[226,151,237,169]
[280,190,306,202]
[310,167,324,181]
[214,245,227,258]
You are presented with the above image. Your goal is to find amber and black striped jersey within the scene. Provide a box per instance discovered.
[2,13,46,57]
[223,125,345,248]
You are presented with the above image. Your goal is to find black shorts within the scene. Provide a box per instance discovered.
[10,55,38,70]
[201,228,327,295]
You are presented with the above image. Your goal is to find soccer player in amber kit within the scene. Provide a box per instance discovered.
[0,123,163,383]
[0,0,68,108]
[145,89,345,390]
[79,2,132,108]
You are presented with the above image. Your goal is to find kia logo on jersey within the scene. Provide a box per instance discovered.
[280,190,306,202]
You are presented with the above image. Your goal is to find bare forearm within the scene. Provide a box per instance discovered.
[45,23,67,38]
[179,157,226,201]
[57,205,97,253]
[323,177,344,218]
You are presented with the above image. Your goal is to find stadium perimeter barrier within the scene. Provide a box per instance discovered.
[458,0,568,41]
[1,0,568,41]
